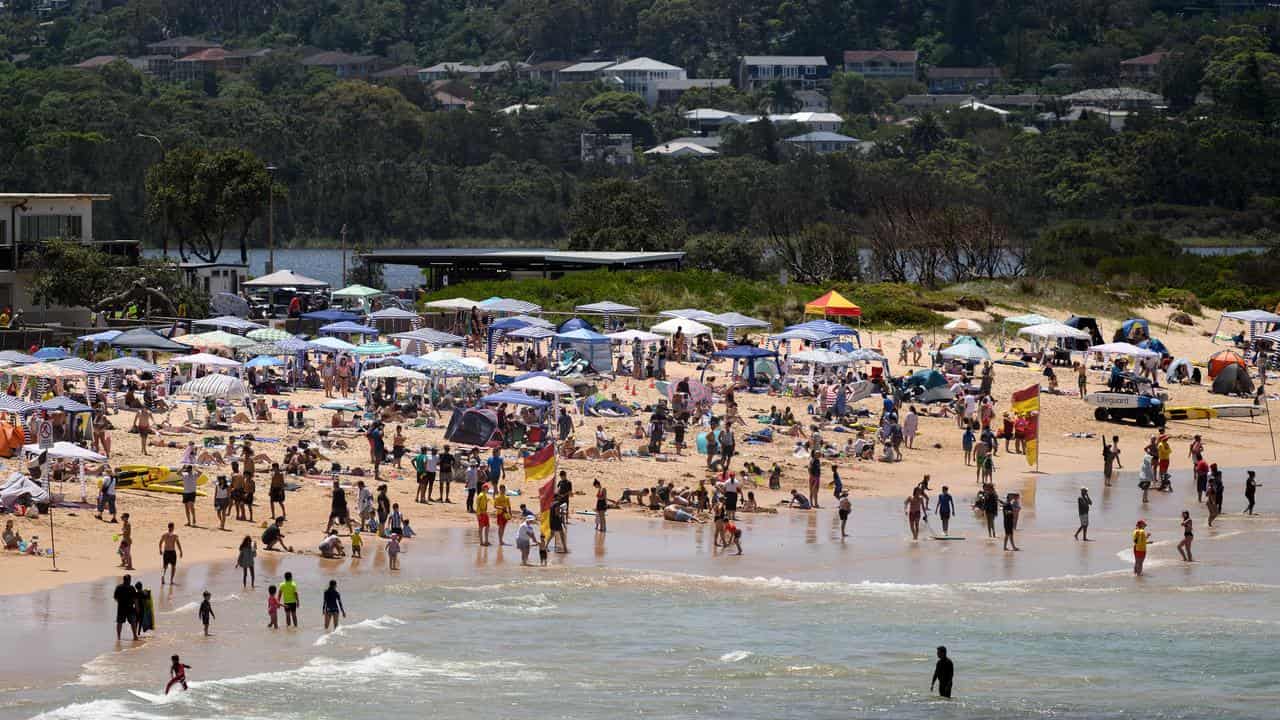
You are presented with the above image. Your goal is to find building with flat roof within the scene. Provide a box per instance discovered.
[737,56,830,91]
[359,248,684,289]
[843,50,918,80]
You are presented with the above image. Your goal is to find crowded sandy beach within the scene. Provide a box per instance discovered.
[3,285,1279,719]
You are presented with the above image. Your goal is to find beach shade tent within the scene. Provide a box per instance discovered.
[940,342,991,362]
[943,318,984,334]
[444,407,503,447]
[660,308,717,321]
[101,356,160,373]
[331,284,381,300]
[1002,313,1056,332]
[22,440,106,461]
[0,395,37,414]
[33,347,70,361]
[481,390,551,410]
[1115,318,1151,343]
[368,307,420,321]
[319,321,379,336]
[771,328,837,344]
[351,342,400,357]
[709,345,781,386]
[360,365,427,383]
[177,374,250,399]
[1,472,51,508]
[239,342,287,357]
[1212,309,1280,350]
[1211,363,1254,396]
[1165,357,1195,384]
[1139,338,1170,356]
[0,350,40,365]
[784,320,861,346]
[169,352,243,368]
[1086,342,1160,358]
[480,297,543,314]
[191,315,264,332]
[1063,316,1105,350]
[173,331,249,351]
[8,362,87,379]
[902,369,952,403]
[424,297,482,310]
[51,358,113,374]
[706,312,771,344]
[663,377,713,406]
[274,337,314,354]
[107,328,190,353]
[301,309,363,324]
[552,328,612,373]
[511,374,574,397]
[1208,350,1248,379]
[308,336,357,353]
[557,317,596,333]
[241,269,328,289]
[391,328,467,355]
[421,350,488,370]
[245,355,285,368]
[607,329,664,343]
[791,349,856,366]
[509,326,555,341]
[1017,323,1092,341]
[650,317,713,337]
[804,290,862,317]
[246,328,294,342]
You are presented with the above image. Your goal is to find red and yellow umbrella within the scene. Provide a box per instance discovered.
[804,290,861,317]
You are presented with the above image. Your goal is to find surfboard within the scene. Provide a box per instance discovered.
[127,689,172,704]
[930,535,967,541]
[1165,406,1218,421]
[1212,404,1268,418]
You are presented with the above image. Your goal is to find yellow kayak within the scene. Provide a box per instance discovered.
[112,465,209,495]
[1165,407,1218,421]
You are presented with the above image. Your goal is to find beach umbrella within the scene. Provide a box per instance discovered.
[480,298,542,314]
[771,328,836,344]
[666,377,712,406]
[247,328,293,342]
[309,337,357,353]
[33,347,70,361]
[368,307,420,321]
[508,326,555,340]
[176,330,256,350]
[421,350,488,369]
[169,353,243,368]
[275,337,313,354]
[51,358,112,374]
[0,350,40,365]
[1004,313,1056,327]
[77,330,122,344]
[804,290,861,317]
[944,318,985,334]
[510,375,573,395]
[706,312,770,329]
[245,355,285,368]
[177,374,249,398]
[845,348,887,363]
[238,342,285,357]
[940,343,991,362]
[351,341,400,356]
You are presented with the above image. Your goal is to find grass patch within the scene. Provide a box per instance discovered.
[421,269,951,329]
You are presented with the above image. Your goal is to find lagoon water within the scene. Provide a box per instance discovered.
[8,468,1280,720]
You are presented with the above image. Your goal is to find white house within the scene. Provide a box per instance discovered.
[784,131,860,155]
[607,57,687,106]
[737,56,830,90]
[785,112,844,133]
[645,141,718,158]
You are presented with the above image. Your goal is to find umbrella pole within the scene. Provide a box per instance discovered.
[1266,393,1277,462]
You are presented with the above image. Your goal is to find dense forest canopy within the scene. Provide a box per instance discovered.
[2,0,1280,303]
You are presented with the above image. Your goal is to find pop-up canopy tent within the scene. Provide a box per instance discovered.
[709,345,781,386]
[192,316,265,332]
[575,301,639,315]
[557,317,595,333]
[320,321,379,336]
[242,270,328,288]
[331,284,380,300]
[650,317,713,337]
[1213,309,1280,354]
[553,328,612,373]
[804,290,861,317]
[706,312,770,344]
[784,320,861,347]
[660,308,716,321]
[301,309,362,323]
[480,297,542,314]
[108,328,190,353]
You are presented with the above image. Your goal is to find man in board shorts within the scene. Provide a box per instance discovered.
[157,522,182,585]
[181,465,198,527]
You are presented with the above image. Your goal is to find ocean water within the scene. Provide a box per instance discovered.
[7,467,1280,720]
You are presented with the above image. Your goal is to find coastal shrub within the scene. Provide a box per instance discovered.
[1156,288,1201,315]
[1203,287,1250,310]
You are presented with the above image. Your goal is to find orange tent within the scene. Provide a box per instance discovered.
[804,290,861,317]
[1208,350,1247,379]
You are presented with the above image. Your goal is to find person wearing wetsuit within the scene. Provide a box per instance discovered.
[937,486,955,535]
[322,579,346,630]
[931,646,954,698]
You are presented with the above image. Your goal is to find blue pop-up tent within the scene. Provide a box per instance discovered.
[708,345,781,386]
[553,328,611,372]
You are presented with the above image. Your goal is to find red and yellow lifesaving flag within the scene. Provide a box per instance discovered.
[537,469,557,539]
[1011,384,1040,467]
[524,442,556,483]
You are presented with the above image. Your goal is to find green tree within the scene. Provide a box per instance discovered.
[145,147,277,263]
[29,239,206,314]
[581,91,654,144]
[830,72,888,116]
[567,178,686,251]
[1160,46,1205,114]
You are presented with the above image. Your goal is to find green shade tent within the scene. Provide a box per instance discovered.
[246,328,293,342]
[332,284,381,299]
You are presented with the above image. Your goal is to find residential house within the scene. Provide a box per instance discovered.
[644,141,718,158]
[1120,51,1169,81]
[371,65,422,81]
[926,66,1002,94]
[433,91,473,111]
[581,133,634,165]
[128,55,175,80]
[607,57,687,106]
[655,78,730,107]
[1037,106,1129,132]
[683,108,752,134]
[222,48,272,73]
[0,193,135,323]
[985,94,1054,110]
[786,112,844,133]
[737,56,830,91]
[418,60,522,83]
[172,47,270,81]
[522,60,574,87]
[301,50,381,79]
[897,94,976,111]
[179,262,247,297]
[72,54,120,70]
[1060,87,1163,110]
[843,50,918,80]
[784,131,860,155]
[145,36,221,58]
[558,60,619,84]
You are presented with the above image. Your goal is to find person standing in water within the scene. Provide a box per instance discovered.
[1244,470,1260,515]
[158,522,182,586]
[279,571,300,627]
[1103,436,1121,487]
[838,492,852,537]
[198,591,215,636]
[1074,488,1092,541]
[322,579,346,630]
[1001,493,1021,551]
[937,486,954,535]
[164,655,191,694]
[904,487,925,540]
[1177,511,1194,562]
[931,646,954,698]
[1132,520,1150,575]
